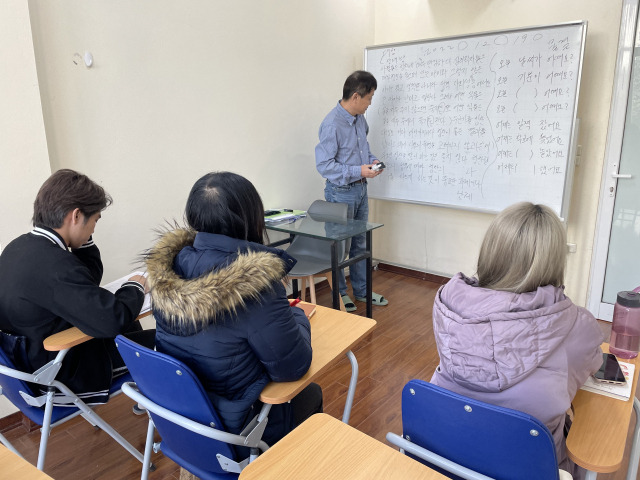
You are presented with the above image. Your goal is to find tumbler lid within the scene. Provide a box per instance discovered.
[617,291,640,308]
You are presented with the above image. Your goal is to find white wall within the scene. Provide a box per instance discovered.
[28,0,375,281]
[21,0,623,300]
[0,1,51,249]
[0,0,51,418]
[371,0,624,304]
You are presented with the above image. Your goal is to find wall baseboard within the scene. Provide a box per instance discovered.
[288,263,450,301]
[376,263,449,285]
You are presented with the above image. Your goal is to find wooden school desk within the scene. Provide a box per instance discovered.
[44,303,375,425]
[567,343,640,479]
[266,215,383,318]
[238,413,446,480]
[43,310,152,351]
[259,303,376,424]
[0,444,54,479]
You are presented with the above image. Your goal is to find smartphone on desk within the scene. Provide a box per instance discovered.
[593,353,627,385]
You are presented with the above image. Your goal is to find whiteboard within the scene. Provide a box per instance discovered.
[365,22,586,217]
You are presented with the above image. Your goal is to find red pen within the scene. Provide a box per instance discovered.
[289,298,301,307]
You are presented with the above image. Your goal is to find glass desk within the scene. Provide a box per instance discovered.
[266,216,383,318]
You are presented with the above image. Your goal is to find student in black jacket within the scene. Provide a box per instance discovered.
[0,169,153,404]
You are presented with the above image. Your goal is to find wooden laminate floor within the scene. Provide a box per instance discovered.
[1,269,637,479]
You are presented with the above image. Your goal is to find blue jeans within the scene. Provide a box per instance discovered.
[324,181,368,298]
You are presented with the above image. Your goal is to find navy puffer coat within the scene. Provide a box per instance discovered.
[145,229,312,434]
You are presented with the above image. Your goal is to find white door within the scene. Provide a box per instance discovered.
[589,0,640,321]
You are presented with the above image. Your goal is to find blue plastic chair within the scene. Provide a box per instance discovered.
[0,330,145,471]
[386,379,571,480]
[115,335,271,480]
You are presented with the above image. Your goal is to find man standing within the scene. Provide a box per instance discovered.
[315,70,388,312]
[0,169,152,404]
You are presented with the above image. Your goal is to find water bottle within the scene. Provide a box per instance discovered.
[610,291,640,359]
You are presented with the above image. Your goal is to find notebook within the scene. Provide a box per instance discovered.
[289,300,317,319]
[580,360,635,401]
[102,271,151,315]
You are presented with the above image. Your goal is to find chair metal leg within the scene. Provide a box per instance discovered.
[626,397,640,480]
[71,397,145,464]
[0,431,22,458]
[80,410,100,427]
[342,350,358,424]
[250,403,272,463]
[386,433,494,480]
[141,419,156,480]
[585,470,598,480]
[37,390,56,470]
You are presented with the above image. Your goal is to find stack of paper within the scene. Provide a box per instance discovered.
[264,209,306,224]
[580,361,635,401]
[265,213,296,223]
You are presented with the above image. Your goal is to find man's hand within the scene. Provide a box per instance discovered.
[361,161,383,178]
[128,274,149,293]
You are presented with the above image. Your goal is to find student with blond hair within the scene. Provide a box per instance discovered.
[430,202,603,474]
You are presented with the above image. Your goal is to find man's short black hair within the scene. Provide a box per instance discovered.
[342,70,377,100]
[32,169,112,228]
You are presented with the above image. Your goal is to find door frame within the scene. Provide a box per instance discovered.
[587,0,639,321]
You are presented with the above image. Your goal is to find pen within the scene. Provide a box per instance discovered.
[290,298,301,307]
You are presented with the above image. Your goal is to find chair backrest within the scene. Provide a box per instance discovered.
[0,331,45,424]
[400,380,560,480]
[115,335,237,477]
[0,330,128,427]
[287,200,351,266]
[307,199,349,222]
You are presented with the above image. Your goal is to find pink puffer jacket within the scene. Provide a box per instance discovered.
[431,272,603,470]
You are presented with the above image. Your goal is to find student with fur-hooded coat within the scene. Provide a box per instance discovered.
[145,172,322,446]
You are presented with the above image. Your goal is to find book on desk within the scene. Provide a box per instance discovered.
[102,272,151,316]
[580,360,635,401]
[289,300,316,319]
[265,209,306,224]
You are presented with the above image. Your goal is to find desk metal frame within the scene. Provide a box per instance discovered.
[568,343,640,479]
[258,304,376,425]
[582,397,640,480]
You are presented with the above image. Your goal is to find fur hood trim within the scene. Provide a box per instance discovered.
[145,228,287,332]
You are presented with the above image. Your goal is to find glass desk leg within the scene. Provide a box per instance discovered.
[331,241,340,310]
[366,230,372,319]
